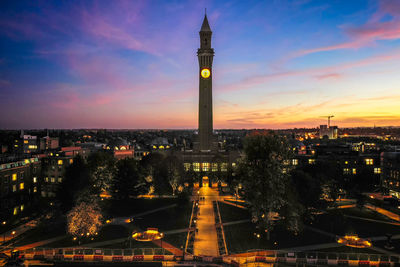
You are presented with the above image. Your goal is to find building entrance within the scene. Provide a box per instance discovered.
[202,176,209,187]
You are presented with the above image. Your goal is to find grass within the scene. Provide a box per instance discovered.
[104,198,179,218]
[311,209,400,238]
[134,202,192,232]
[218,202,250,223]
[163,232,187,250]
[223,222,332,254]
[310,245,378,254]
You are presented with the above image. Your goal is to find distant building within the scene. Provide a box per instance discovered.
[0,157,41,220]
[319,125,338,139]
[41,154,73,198]
[39,136,59,151]
[15,134,38,154]
[381,152,400,198]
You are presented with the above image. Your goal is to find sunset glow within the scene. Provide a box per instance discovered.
[1,0,400,129]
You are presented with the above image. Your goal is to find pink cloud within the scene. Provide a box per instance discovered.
[290,0,400,58]
[315,73,341,80]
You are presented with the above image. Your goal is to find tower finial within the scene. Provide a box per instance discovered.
[205,8,207,15]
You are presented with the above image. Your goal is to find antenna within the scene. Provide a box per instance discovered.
[320,115,335,128]
[205,8,207,15]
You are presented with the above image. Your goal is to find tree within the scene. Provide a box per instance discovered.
[164,155,184,195]
[67,197,103,238]
[87,151,116,194]
[291,170,323,209]
[236,132,303,234]
[57,155,90,212]
[112,158,147,200]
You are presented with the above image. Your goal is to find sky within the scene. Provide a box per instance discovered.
[1,0,400,129]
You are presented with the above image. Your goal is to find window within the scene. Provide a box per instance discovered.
[69,159,73,164]
[33,177,37,183]
[45,177,49,182]
[374,168,381,174]
[202,162,210,172]
[308,159,316,165]
[184,163,191,172]
[12,173,17,181]
[58,160,63,165]
[221,163,228,172]
[292,159,298,165]
[343,168,350,175]
[365,159,373,165]
[24,140,28,144]
[13,207,18,215]
[212,163,218,172]
[33,186,37,193]
[20,205,24,211]
[28,145,37,149]
[352,168,357,175]
[19,183,24,190]
[58,177,62,183]
[344,161,348,165]
[51,177,55,183]
[12,185,17,192]
[283,160,290,166]
[193,162,200,172]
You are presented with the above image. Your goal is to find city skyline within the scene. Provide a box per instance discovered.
[1,0,400,129]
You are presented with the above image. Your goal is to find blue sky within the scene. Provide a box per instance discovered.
[1,0,400,129]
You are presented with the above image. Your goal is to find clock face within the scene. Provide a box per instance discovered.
[201,68,211,79]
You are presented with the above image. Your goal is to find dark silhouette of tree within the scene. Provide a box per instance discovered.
[57,155,90,212]
[236,132,303,234]
[112,158,147,200]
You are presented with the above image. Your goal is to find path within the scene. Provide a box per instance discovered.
[193,186,219,256]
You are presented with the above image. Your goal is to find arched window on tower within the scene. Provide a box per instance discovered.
[204,38,208,46]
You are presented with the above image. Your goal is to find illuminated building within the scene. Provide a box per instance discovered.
[181,15,239,188]
[381,152,400,198]
[0,157,41,220]
[39,136,59,151]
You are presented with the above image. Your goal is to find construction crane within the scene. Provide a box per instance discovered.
[320,115,334,128]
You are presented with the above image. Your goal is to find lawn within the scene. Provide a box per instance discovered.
[218,202,250,223]
[104,198,179,218]
[223,222,332,254]
[311,209,400,238]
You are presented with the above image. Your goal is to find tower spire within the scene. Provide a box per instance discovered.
[200,14,211,32]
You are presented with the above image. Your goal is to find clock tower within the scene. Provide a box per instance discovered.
[197,14,215,151]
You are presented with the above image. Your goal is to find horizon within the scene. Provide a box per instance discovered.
[1,0,400,129]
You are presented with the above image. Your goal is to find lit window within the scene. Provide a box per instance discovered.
[20,205,24,211]
[69,159,73,164]
[193,162,200,172]
[221,163,228,172]
[212,163,218,172]
[33,186,37,193]
[352,168,357,175]
[45,177,49,182]
[374,168,381,174]
[28,145,37,149]
[12,173,17,181]
[58,177,62,183]
[33,177,37,183]
[344,161,348,165]
[292,159,298,165]
[283,160,290,166]
[232,163,236,167]
[12,185,17,192]
[58,160,63,165]
[343,168,350,175]
[365,159,373,165]
[24,140,28,144]
[13,207,18,215]
[282,168,287,174]
[51,177,55,183]
[308,159,315,165]
[184,163,191,171]
[202,162,210,172]
[159,145,164,149]
[19,183,24,190]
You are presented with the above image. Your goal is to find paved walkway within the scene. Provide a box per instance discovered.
[193,186,219,257]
